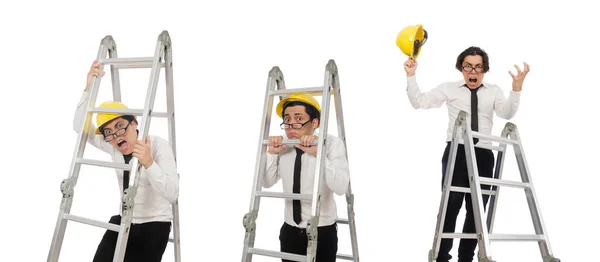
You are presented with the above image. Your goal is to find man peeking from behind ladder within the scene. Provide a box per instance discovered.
[264,94,350,262]
[74,60,179,262]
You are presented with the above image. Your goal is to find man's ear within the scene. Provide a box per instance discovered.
[312,118,319,128]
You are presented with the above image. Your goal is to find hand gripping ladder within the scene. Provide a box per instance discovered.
[47,30,181,262]
[241,60,360,262]
[429,110,560,262]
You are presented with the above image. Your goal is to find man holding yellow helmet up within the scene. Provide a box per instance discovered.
[74,60,179,262]
[264,93,350,262]
[398,25,530,262]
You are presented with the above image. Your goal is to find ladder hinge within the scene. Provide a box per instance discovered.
[243,210,258,233]
[60,178,74,198]
[121,187,137,219]
[306,216,319,241]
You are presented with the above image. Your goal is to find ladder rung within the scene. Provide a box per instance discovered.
[441,233,477,239]
[269,87,324,96]
[63,214,120,232]
[77,158,131,170]
[255,191,312,201]
[336,254,354,260]
[112,63,165,69]
[248,248,306,261]
[441,233,544,241]
[489,233,545,241]
[449,186,496,195]
[472,131,519,146]
[479,177,531,189]
[337,218,349,224]
[89,108,169,118]
[262,139,318,145]
[99,57,164,69]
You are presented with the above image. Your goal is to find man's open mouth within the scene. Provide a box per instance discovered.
[117,139,127,149]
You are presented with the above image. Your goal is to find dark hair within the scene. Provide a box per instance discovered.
[99,115,138,136]
[282,101,320,124]
[455,46,490,73]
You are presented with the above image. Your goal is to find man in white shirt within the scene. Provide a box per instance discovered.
[75,61,179,262]
[264,93,350,262]
[404,46,530,262]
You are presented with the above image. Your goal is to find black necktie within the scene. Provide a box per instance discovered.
[293,147,304,225]
[123,154,133,191]
[469,85,482,144]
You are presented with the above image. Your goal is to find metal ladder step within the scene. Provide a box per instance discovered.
[76,158,131,170]
[98,57,165,69]
[449,186,496,195]
[442,233,544,241]
[248,248,306,261]
[472,131,519,146]
[269,87,323,96]
[255,191,312,201]
[489,234,545,241]
[63,214,120,232]
[479,177,531,189]
[262,139,319,145]
[88,107,169,118]
[337,218,349,224]
[65,214,177,243]
[336,253,354,260]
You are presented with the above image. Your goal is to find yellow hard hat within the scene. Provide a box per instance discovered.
[95,101,128,134]
[276,93,321,125]
[396,24,428,58]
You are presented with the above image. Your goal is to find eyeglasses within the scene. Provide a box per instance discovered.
[103,121,131,142]
[462,64,484,73]
[280,119,313,130]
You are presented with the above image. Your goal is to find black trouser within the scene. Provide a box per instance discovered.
[279,222,338,262]
[92,215,171,262]
[437,142,495,262]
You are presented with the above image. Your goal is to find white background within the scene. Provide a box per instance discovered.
[1,0,598,261]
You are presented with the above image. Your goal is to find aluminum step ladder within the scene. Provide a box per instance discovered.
[241,60,360,262]
[429,110,560,262]
[47,30,181,262]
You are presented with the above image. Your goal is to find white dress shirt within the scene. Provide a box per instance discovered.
[406,75,521,146]
[74,92,179,224]
[264,134,350,228]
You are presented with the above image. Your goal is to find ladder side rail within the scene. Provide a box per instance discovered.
[241,66,284,262]
[485,124,511,232]
[47,40,110,262]
[305,63,334,262]
[429,112,464,262]
[460,111,494,261]
[160,31,182,262]
[508,124,556,259]
[328,59,359,261]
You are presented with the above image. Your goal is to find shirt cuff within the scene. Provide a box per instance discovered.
[509,90,522,99]
[266,153,279,163]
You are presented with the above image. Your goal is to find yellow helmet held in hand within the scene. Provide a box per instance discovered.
[95,101,128,134]
[276,93,321,127]
[396,24,428,59]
